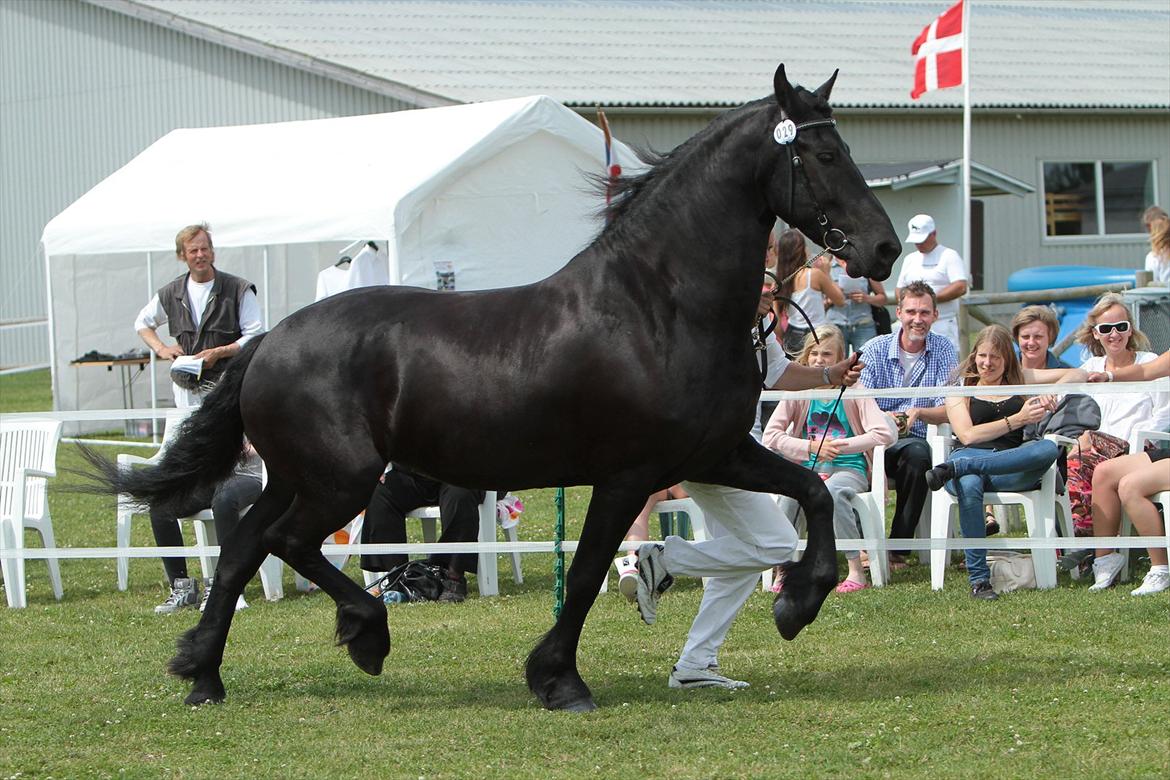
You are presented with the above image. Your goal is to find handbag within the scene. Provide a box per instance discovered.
[366,560,445,603]
[988,551,1036,593]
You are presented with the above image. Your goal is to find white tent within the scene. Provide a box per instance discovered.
[41,95,642,418]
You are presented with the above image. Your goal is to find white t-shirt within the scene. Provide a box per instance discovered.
[896,245,968,321]
[1079,352,1170,443]
[1144,251,1170,285]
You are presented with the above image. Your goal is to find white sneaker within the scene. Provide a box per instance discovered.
[613,553,638,602]
[1088,552,1125,592]
[635,543,673,626]
[669,665,750,690]
[1130,569,1170,597]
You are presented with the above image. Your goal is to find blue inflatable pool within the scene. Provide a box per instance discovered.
[1006,265,1142,365]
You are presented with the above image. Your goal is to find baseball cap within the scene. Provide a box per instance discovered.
[904,214,936,243]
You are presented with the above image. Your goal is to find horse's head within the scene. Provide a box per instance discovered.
[764,65,900,281]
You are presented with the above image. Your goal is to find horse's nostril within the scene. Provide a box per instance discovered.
[877,240,901,263]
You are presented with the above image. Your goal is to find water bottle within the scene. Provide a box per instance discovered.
[383,590,409,605]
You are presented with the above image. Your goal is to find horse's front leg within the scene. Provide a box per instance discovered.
[170,479,294,705]
[689,436,836,640]
[526,482,651,712]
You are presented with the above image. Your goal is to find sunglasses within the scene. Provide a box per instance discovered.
[1094,320,1131,335]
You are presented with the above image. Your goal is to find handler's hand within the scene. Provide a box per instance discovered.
[757,287,775,319]
[156,344,183,360]
[830,355,864,387]
[194,347,225,368]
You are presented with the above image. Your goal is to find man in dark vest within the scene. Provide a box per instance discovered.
[133,223,264,613]
[134,222,263,408]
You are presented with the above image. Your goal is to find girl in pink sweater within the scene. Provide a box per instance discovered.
[763,325,897,592]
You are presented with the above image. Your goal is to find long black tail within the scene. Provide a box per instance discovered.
[79,334,267,516]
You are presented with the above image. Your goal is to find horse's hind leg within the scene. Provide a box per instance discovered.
[262,486,390,676]
[171,479,294,705]
[526,483,649,711]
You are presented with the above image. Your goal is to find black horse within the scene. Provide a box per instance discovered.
[93,65,899,712]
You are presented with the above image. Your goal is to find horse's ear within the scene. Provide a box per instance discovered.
[773,64,798,111]
[814,70,839,102]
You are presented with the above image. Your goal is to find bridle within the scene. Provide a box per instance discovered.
[757,111,860,468]
[757,113,850,358]
[774,112,850,285]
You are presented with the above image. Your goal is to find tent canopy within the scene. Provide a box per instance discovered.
[43,95,642,416]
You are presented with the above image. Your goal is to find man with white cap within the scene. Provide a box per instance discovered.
[895,214,968,350]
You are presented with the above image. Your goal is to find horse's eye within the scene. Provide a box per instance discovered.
[816,152,835,164]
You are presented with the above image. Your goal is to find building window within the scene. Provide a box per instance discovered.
[1042,160,1154,237]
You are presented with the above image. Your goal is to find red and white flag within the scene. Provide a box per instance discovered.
[911,0,964,99]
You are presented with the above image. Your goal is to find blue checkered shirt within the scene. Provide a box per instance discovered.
[859,332,958,438]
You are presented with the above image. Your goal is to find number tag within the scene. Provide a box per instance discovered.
[773,120,797,145]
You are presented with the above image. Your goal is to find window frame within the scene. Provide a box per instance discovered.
[1038,158,1159,244]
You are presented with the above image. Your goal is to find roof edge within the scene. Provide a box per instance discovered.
[85,0,460,109]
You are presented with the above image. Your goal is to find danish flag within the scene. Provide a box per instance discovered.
[911,0,964,99]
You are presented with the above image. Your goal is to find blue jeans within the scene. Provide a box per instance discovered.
[944,439,1060,585]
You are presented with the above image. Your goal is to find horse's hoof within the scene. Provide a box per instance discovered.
[345,623,390,676]
[528,669,596,711]
[555,696,598,713]
[772,591,811,640]
[184,675,226,706]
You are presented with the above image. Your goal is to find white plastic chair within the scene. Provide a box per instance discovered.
[601,496,710,593]
[1,419,65,608]
[1119,429,1170,583]
[761,450,892,591]
[352,490,523,597]
[115,408,283,600]
[927,424,1074,591]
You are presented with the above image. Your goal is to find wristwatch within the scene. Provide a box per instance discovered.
[823,366,832,385]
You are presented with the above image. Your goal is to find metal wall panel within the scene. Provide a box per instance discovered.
[0,0,413,368]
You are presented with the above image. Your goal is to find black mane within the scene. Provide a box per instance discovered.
[595,96,775,229]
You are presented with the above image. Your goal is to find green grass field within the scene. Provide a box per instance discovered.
[2,370,1168,779]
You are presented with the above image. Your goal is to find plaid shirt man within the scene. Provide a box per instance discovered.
[859,331,958,438]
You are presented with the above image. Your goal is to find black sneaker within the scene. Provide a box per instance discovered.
[924,463,954,492]
[438,572,468,603]
[970,580,999,600]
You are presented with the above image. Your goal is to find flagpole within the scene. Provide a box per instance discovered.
[961,0,972,290]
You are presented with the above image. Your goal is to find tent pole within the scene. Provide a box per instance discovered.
[262,247,271,330]
[146,252,158,443]
[42,243,59,414]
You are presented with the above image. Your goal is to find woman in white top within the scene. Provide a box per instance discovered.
[775,228,844,355]
[1065,293,1168,538]
[1142,206,1170,286]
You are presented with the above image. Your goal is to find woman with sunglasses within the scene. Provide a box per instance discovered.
[763,324,896,593]
[1065,294,1169,587]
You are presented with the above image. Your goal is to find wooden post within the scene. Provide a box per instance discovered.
[958,303,971,356]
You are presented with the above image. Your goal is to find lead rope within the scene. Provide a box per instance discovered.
[808,352,863,470]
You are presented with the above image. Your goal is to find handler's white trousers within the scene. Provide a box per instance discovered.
[665,482,800,670]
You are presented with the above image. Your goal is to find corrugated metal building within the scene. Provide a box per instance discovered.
[3,0,1168,370]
